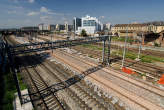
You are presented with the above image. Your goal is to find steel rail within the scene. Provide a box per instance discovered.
[54,50,164,110]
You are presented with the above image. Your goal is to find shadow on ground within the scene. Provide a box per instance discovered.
[14,52,50,70]
[22,61,105,104]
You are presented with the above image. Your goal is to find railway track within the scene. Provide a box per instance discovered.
[5,36,91,109]
[72,46,164,79]
[5,36,67,110]
[57,49,164,94]
[52,49,164,110]
[31,56,93,110]
[44,59,123,110]
[28,35,164,83]
[36,35,164,58]
[9,36,123,109]
[114,59,163,79]
[30,54,123,110]
[95,42,164,58]
[18,55,67,109]
[31,36,164,80]
[5,35,164,110]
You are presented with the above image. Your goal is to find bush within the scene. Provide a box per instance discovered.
[154,42,161,47]
[81,29,88,37]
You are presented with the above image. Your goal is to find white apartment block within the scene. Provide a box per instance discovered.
[77,15,102,35]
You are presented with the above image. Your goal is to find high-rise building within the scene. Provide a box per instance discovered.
[38,24,56,31]
[38,23,44,30]
[48,25,56,31]
[65,23,68,32]
[56,24,65,31]
[106,23,111,30]
[38,23,49,31]
[77,15,102,35]
[73,17,81,32]
[68,25,73,31]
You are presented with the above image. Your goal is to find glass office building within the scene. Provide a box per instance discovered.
[77,15,102,35]
[83,20,96,26]
[73,17,82,32]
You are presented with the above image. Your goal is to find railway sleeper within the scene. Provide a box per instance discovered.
[46,100,59,110]
[36,83,46,87]
[36,84,45,89]
[103,96,119,110]
[41,61,106,109]
[78,81,109,103]
[73,86,100,104]
[88,83,119,109]
[32,78,44,84]
[37,87,47,92]
[38,101,48,110]
[65,88,90,109]
[48,62,109,109]
[44,96,55,103]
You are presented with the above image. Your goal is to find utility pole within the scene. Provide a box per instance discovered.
[121,24,128,68]
[74,17,76,39]
[107,36,111,65]
[51,34,53,53]
[102,40,106,63]
[137,28,143,60]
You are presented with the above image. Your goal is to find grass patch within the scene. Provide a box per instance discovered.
[81,44,164,63]
[113,50,164,63]
[1,69,16,110]
[17,73,27,90]
[140,55,164,63]
[111,36,134,43]
[82,44,102,50]
[88,55,93,58]
[0,65,27,110]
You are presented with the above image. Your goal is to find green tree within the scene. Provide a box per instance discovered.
[81,29,87,37]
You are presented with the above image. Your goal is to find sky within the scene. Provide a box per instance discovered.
[0,0,164,28]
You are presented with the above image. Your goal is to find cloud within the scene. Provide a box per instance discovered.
[40,16,51,21]
[11,0,34,3]
[6,6,24,15]
[28,0,34,3]
[13,6,23,9]
[12,0,19,3]
[100,16,105,19]
[40,7,49,13]
[27,11,39,16]
[7,10,17,14]
[27,6,56,16]
[40,6,62,15]
[27,7,54,17]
